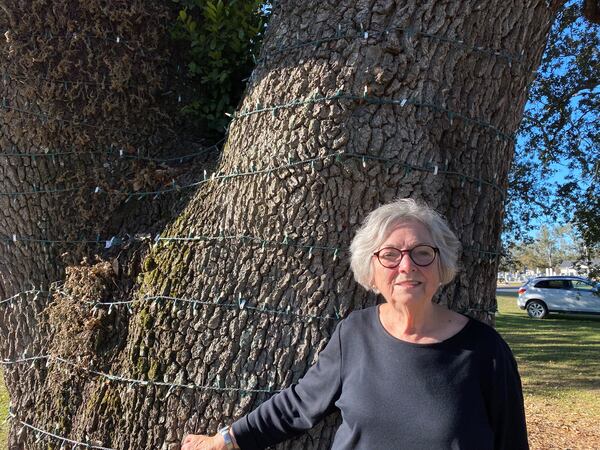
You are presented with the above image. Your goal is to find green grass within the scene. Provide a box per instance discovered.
[0,369,8,448]
[495,292,600,430]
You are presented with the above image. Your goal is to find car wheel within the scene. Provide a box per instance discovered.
[526,300,548,319]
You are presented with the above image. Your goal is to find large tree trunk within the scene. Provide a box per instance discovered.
[0,1,211,448]
[1,0,556,449]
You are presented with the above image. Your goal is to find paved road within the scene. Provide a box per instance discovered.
[496,287,519,294]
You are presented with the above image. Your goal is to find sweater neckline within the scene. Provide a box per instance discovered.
[374,304,473,347]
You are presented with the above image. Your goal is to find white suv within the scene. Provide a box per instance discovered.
[517,276,600,319]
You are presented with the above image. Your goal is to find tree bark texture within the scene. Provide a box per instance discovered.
[0,1,213,448]
[1,0,556,449]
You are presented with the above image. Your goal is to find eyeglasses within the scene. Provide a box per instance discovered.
[373,245,439,268]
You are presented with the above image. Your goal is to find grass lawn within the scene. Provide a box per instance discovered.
[0,369,8,448]
[0,295,598,449]
[496,293,600,449]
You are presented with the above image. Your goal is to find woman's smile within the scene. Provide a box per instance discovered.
[394,280,422,288]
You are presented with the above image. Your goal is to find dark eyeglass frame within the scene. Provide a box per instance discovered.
[373,245,439,268]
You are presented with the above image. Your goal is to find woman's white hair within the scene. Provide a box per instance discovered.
[349,198,461,292]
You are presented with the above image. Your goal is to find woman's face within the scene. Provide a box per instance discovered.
[371,221,441,308]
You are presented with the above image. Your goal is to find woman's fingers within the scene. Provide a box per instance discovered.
[181,434,207,450]
[183,434,198,444]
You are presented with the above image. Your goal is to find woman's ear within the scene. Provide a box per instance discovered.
[368,260,377,293]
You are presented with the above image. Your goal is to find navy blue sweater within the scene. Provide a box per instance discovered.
[232,306,528,449]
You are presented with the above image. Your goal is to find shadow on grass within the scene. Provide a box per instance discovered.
[495,295,600,395]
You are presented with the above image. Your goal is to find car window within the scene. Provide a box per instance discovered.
[534,280,571,289]
[572,280,595,291]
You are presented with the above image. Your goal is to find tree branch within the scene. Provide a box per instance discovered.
[583,0,600,23]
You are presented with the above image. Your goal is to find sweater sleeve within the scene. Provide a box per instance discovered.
[231,320,343,450]
[488,337,529,450]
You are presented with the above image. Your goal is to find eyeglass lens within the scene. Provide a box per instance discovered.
[377,245,436,267]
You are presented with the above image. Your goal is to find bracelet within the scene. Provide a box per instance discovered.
[218,426,235,450]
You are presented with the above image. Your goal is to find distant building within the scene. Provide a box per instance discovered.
[498,259,599,283]
[558,258,600,277]
[559,260,579,276]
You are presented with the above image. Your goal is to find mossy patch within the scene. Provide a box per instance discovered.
[45,260,123,360]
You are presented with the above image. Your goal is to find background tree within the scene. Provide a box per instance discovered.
[0,1,590,449]
[511,224,578,271]
[504,0,599,255]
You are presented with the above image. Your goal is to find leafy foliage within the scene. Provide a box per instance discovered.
[512,224,579,271]
[171,0,269,133]
[504,1,599,279]
[505,1,599,251]
[502,221,598,278]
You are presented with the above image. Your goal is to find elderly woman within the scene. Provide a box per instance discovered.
[182,199,528,450]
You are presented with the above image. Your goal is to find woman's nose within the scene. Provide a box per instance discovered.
[397,253,416,272]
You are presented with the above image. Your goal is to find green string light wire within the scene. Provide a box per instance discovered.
[0,138,224,163]
[0,185,84,197]
[0,229,504,260]
[0,235,122,246]
[157,235,502,259]
[0,152,330,197]
[258,23,527,69]
[341,152,505,196]
[84,293,340,323]
[0,101,171,137]
[1,354,278,399]
[5,411,116,450]
[157,234,339,253]
[0,28,159,53]
[2,70,114,88]
[0,148,506,201]
[0,288,51,306]
[233,91,514,142]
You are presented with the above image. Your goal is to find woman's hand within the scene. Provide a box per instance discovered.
[181,433,226,450]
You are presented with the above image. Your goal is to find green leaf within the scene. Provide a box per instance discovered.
[204,1,218,21]
[172,0,270,131]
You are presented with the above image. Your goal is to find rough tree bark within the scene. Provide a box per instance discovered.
[1,0,557,449]
[0,1,211,448]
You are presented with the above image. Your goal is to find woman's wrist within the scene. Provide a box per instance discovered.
[218,425,240,449]
[229,428,240,449]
